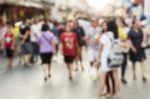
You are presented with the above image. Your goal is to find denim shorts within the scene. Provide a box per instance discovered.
[21,42,32,55]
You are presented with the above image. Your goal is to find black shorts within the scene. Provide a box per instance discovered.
[5,48,14,58]
[64,56,75,64]
[40,52,53,64]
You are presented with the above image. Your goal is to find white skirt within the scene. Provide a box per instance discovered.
[99,55,112,72]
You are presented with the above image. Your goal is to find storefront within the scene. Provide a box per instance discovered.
[0,1,49,22]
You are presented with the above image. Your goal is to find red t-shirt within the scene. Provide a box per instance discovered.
[60,33,78,56]
[4,32,13,48]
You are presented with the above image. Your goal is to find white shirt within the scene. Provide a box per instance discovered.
[31,24,41,42]
[101,31,114,57]
[87,26,102,50]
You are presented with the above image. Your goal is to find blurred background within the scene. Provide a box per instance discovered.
[0,0,149,24]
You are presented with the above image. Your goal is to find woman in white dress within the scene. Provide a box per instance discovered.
[96,20,120,99]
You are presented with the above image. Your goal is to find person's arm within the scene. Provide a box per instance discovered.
[11,34,16,50]
[51,34,56,54]
[19,27,24,39]
[75,34,78,54]
[21,27,30,44]
[1,37,5,51]
[85,28,90,44]
[59,34,63,54]
[34,32,38,40]
[59,43,63,54]
[23,30,30,41]
[80,27,85,37]
[96,44,103,62]
[128,39,136,52]
[128,31,137,53]
[19,34,24,39]
[96,35,104,63]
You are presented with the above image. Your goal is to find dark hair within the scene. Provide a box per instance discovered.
[107,20,118,39]
[41,24,50,32]
[131,19,141,30]
[132,19,137,25]
[53,21,58,27]
[131,19,137,29]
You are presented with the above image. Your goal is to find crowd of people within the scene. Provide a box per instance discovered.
[0,15,150,99]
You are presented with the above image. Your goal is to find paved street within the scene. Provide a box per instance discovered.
[0,49,150,99]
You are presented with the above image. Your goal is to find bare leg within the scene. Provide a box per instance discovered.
[75,58,79,71]
[108,71,114,96]
[67,63,73,80]
[104,72,110,96]
[132,62,136,80]
[79,47,84,71]
[113,70,120,98]
[24,55,31,66]
[7,58,13,68]
[140,59,147,82]
[48,64,51,78]
[43,64,49,82]
[96,72,107,99]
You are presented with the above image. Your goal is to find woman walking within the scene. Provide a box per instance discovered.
[128,20,147,82]
[38,23,55,82]
[3,24,15,68]
[116,17,130,84]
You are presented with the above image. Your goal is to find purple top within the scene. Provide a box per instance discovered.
[38,31,54,53]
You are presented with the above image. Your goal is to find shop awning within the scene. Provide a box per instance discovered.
[18,1,43,9]
[0,0,44,9]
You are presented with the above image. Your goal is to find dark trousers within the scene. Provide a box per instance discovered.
[121,53,128,79]
[31,42,39,63]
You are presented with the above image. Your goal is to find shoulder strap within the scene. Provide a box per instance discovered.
[42,34,52,45]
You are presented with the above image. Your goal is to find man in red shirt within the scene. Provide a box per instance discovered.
[3,24,15,68]
[60,23,78,80]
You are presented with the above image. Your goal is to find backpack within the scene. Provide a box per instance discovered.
[107,38,124,68]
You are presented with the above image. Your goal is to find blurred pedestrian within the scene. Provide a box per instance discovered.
[116,17,130,84]
[87,18,101,70]
[128,20,147,82]
[0,21,7,54]
[11,22,20,56]
[60,23,78,80]
[19,19,32,66]
[31,19,40,63]
[38,23,55,82]
[100,20,115,97]
[50,21,60,59]
[96,20,121,99]
[72,19,85,71]
[3,23,15,68]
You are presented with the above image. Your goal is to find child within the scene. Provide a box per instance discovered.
[3,24,15,68]
[60,23,78,80]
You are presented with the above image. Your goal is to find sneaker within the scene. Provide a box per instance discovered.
[142,77,147,82]
[44,77,48,82]
[48,74,51,78]
[69,76,73,80]
[121,78,127,84]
